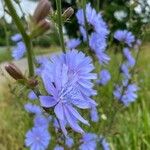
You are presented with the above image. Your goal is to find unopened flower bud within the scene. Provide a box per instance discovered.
[33,0,52,23]
[30,19,52,38]
[38,19,52,32]
[62,7,74,20]
[5,63,25,80]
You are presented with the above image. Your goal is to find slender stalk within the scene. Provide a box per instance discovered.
[4,0,34,77]
[55,0,65,53]
[96,0,100,12]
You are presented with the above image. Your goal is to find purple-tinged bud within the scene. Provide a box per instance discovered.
[33,0,52,23]
[5,63,25,80]
[30,19,52,38]
[37,19,52,32]
[62,7,74,20]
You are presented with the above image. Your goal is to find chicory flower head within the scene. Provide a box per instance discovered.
[24,103,42,115]
[98,69,111,85]
[12,41,26,60]
[65,137,74,148]
[25,127,51,150]
[76,3,109,35]
[99,136,110,150]
[11,34,26,60]
[114,83,138,106]
[114,30,135,47]
[39,50,97,135]
[79,133,98,150]
[11,34,22,42]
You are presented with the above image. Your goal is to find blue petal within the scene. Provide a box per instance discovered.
[40,96,57,108]
[54,102,64,120]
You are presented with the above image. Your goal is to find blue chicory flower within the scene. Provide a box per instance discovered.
[114,83,138,106]
[12,41,26,60]
[99,137,110,150]
[11,34,22,42]
[79,133,98,150]
[76,3,109,36]
[65,137,74,148]
[25,127,50,150]
[114,30,135,47]
[98,69,111,85]
[38,50,97,135]
[90,106,99,122]
[24,103,42,115]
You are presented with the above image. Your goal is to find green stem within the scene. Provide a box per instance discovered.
[96,0,100,12]
[55,0,65,53]
[4,0,34,77]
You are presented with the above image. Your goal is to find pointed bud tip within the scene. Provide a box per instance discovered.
[33,0,52,23]
[5,63,24,80]
[62,7,74,20]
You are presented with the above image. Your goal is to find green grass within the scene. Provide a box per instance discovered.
[0,47,12,63]
[0,43,150,149]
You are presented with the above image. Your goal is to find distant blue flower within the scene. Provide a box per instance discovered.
[89,32,107,52]
[90,106,99,122]
[76,3,109,65]
[123,48,135,67]
[122,84,138,106]
[66,38,81,49]
[11,34,22,42]
[98,69,111,85]
[39,50,97,135]
[12,41,26,60]
[99,137,110,150]
[79,133,98,150]
[114,83,138,106]
[34,115,50,129]
[121,63,131,79]
[114,30,135,47]
[28,91,37,100]
[54,145,64,150]
[25,127,50,150]
[65,137,74,148]
[76,3,109,35]
[89,32,109,65]
[113,85,122,100]
[24,103,42,115]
